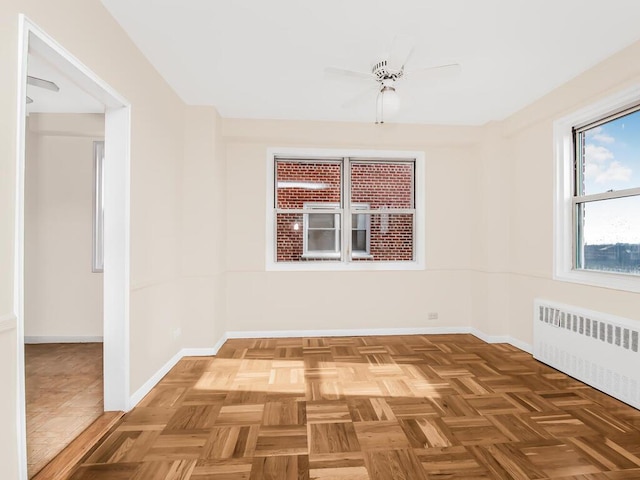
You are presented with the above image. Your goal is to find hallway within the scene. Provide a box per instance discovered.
[26,343,103,477]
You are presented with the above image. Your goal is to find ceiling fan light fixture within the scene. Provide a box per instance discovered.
[382,86,400,113]
[376,85,400,122]
[327,35,460,124]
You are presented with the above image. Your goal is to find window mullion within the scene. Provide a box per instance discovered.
[350,208,416,215]
[302,212,308,254]
[573,187,640,204]
[343,157,351,262]
[573,202,582,270]
[574,129,583,197]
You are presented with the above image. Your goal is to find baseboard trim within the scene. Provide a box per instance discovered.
[226,327,533,352]
[182,333,228,357]
[0,313,17,333]
[181,347,219,357]
[129,349,183,409]
[24,335,103,344]
[211,332,228,354]
[469,328,533,354]
[129,334,229,409]
[226,326,470,339]
[505,336,533,354]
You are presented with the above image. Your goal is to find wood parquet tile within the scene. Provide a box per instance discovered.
[26,343,103,478]
[69,334,640,479]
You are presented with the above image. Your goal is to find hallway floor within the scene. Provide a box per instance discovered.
[25,343,103,478]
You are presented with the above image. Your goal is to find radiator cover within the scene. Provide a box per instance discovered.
[533,299,640,410]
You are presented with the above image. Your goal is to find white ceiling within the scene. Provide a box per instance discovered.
[100,0,640,125]
[26,52,105,114]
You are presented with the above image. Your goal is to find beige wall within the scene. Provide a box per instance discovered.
[24,113,104,339]
[181,107,227,348]
[472,39,640,345]
[0,1,216,475]
[2,1,640,477]
[221,35,640,342]
[222,120,481,333]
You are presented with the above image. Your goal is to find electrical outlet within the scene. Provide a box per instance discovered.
[427,312,439,320]
[172,327,182,339]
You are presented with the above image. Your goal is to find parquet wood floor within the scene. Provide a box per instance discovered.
[33,411,123,480]
[68,335,640,479]
[26,343,103,478]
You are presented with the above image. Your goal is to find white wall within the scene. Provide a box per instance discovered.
[24,113,104,340]
[222,119,481,333]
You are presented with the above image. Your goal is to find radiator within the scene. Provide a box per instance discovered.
[533,299,640,410]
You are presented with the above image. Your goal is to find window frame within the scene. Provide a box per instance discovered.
[302,203,342,259]
[301,202,372,259]
[350,205,372,259]
[92,140,105,273]
[266,148,425,271]
[553,85,640,292]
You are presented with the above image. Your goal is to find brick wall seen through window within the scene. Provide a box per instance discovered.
[274,158,415,263]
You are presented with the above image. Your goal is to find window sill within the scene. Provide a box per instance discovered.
[300,253,375,261]
[351,253,374,260]
[266,260,425,272]
[301,253,341,260]
[554,268,640,293]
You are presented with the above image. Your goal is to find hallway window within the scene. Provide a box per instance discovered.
[92,141,104,272]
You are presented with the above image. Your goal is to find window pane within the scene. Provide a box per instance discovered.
[308,230,338,252]
[276,213,304,262]
[276,161,342,208]
[578,110,640,196]
[352,230,367,252]
[577,196,640,274]
[351,162,414,208]
[351,213,413,261]
[276,213,341,262]
[308,213,335,228]
[352,213,366,229]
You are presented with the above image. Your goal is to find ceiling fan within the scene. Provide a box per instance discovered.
[325,36,461,124]
[26,75,60,105]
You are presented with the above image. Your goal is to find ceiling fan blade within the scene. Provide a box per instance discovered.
[27,75,60,92]
[387,35,414,72]
[325,66,374,81]
[341,84,379,109]
[26,96,33,104]
[403,63,462,81]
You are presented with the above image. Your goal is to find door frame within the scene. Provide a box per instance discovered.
[15,15,131,479]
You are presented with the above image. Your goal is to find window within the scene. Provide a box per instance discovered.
[92,140,105,273]
[267,149,424,271]
[554,86,640,291]
[351,207,371,257]
[303,203,341,259]
[574,107,640,274]
[302,203,370,259]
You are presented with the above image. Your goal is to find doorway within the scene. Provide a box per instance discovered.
[15,16,131,480]
[24,103,106,476]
